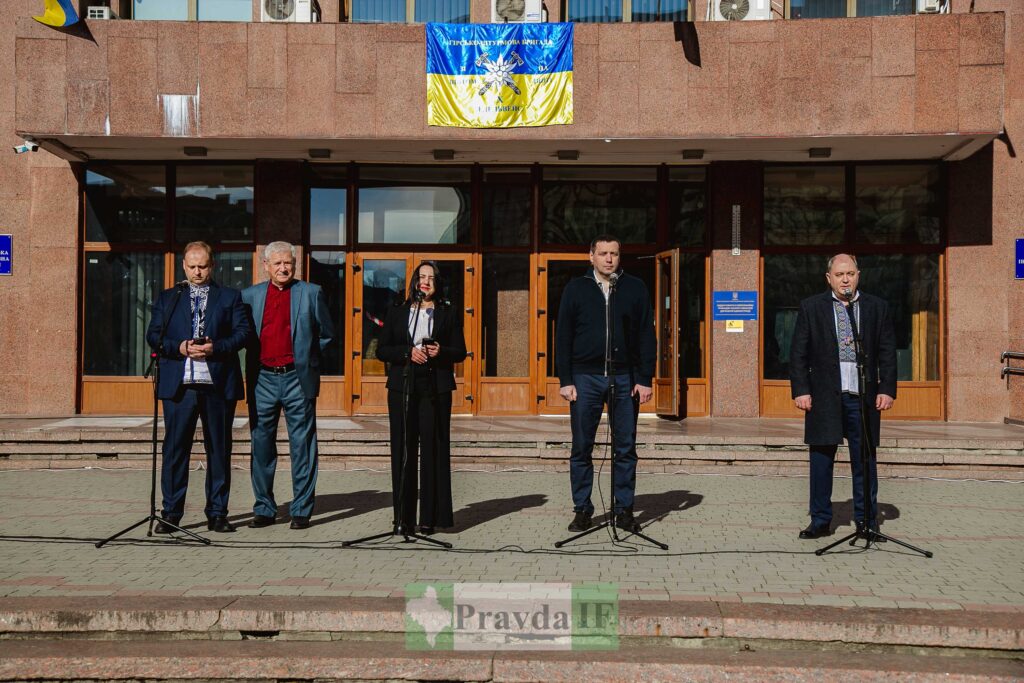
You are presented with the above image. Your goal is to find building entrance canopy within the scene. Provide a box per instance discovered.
[30,133,997,165]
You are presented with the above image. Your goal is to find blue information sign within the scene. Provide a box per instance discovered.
[0,235,10,276]
[712,290,758,321]
[1017,238,1024,280]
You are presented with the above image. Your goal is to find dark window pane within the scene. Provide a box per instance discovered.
[567,0,622,21]
[668,167,706,248]
[415,0,469,22]
[764,166,845,245]
[212,252,252,291]
[175,165,254,244]
[763,254,830,380]
[859,254,940,381]
[310,251,346,376]
[789,0,846,18]
[483,255,530,377]
[351,0,405,21]
[855,165,941,245]
[307,164,349,184]
[86,165,166,243]
[763,253,941,382]
[681,252,706,379]
[542,168,657,245]
[483,169,531,247]
[310,188,347,246]
[83,251,165,376]
[362,259,406,376]
[632,0,686,21]
[358,167,471,244]
[857,0,913,16]
[545,260,586,378]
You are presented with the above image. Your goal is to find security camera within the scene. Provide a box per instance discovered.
[12,141,38,154]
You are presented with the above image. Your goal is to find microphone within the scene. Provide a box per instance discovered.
[175,279,190,289]
[608,272,620,289]
[414,289,425,302]
[842,287,853,299]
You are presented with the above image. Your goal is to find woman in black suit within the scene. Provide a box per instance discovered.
[376,261,467,534]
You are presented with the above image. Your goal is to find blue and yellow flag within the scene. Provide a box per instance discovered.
[426,23,573,129]
[33,0,80,27]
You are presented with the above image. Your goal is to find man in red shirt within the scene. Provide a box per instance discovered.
[241,241,335,529]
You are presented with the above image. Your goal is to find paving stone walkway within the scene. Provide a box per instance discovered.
[0,465,1022,611]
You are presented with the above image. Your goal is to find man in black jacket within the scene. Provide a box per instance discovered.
[790,253,897,540]
[556,235,657,534]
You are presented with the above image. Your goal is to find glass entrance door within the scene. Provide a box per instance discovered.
[536,255,591,414]
[351,253,475,414]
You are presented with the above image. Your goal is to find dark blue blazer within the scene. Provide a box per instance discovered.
[145,282,250,400]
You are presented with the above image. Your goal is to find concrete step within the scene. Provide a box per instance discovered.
[2,597,1022,652]
[1,638,1022,682]
[1,426,1022,478]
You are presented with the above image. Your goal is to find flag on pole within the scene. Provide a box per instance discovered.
[426,22,574,129]
[33,0,80,28]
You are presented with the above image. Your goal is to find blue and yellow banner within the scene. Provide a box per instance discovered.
[426,23,573,129]
[33,0,80,27]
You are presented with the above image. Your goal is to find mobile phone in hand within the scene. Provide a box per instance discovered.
[191,336,211,345]
[421,337,436,347]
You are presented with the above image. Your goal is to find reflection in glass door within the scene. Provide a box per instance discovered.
[537,255,590,414]
[350,253,475,414]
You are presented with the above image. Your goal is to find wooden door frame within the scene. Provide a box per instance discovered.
[654,248,681,418]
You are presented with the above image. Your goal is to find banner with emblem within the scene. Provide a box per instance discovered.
[426,22,574,129]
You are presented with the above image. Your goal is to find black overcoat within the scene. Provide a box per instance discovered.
[789,291,897,446]
[375,300,468,393]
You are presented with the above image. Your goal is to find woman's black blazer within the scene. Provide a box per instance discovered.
[375,301,468,393]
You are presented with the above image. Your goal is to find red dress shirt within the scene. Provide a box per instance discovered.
[259,281,294,367]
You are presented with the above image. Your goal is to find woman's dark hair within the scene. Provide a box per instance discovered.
[405,260,445,305]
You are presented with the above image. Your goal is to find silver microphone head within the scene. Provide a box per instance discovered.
[842,287,853,298]
[608,272,620,287]
[176,279,190,289]
[414,289,425,302]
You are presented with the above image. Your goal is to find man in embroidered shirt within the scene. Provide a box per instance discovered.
[242,241,335,530]
[146,241,249,534]
[789,254,897,540]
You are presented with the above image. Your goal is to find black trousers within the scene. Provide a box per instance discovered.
[387,386,454,529]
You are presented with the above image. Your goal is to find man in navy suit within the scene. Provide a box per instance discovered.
[146,241,250,534]
[242,241,335,530]
[790,253,897,540]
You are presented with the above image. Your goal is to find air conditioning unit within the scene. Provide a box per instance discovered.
[713,0,771,20]
[86,5,117,19]
[917,0,948,13]
[261,0,315,22]
[492,0,543,23]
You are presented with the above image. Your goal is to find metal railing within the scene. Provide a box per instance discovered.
[1001,351,1024,379]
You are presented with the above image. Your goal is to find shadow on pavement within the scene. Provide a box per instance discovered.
[445,494,549,534]
[831,499,900,531]
[632,490,704,525]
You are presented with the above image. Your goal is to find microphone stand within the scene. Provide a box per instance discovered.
[344,292,451,549]
[556,273,667,550]
[815,296,931,558]
[97,284,210,547]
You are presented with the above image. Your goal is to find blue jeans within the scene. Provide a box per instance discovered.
[809,392,878,528]
[249,370,319,519]
[569,373,639,515]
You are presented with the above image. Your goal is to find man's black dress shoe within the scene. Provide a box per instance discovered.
[798,523,832,539]
[417,525,435,535]
[153,518,180,535]
[289,516,311,529]
[207,516,236,533]
[568,511,592,532]
[247,515,276,529]
[615,509,642,533]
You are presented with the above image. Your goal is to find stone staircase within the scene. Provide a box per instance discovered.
[1,597,1022,682]
[2,421,1023,480]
